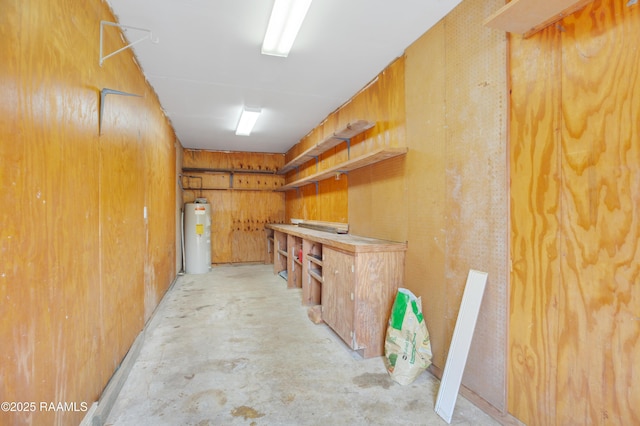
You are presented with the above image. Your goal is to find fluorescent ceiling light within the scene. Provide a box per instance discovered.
[235,107,261,136]
[262,0,312,57]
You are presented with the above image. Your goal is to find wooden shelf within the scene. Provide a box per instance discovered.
[181,169,284,192]
[183,167,277,175]
[277,147,408,192]
[309,269,323,283]
[278,120,375,175]
[182,187,282,192]
[308,253,323,266]
[484,0,593,37]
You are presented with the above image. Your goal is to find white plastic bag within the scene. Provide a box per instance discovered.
[384,288,432,385]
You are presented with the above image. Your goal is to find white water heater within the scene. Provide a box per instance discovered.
[184,199,211,274]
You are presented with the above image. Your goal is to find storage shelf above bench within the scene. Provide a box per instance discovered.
[277,147,408,192]
[278,120,375,175]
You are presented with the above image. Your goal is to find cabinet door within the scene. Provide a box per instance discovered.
[322,247,356,349]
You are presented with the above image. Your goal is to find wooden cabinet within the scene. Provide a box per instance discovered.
[265,224,406,358]
[322,247,405,358]
[322,247,356,349]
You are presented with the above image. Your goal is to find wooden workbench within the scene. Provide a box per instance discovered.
[265,223,407,358]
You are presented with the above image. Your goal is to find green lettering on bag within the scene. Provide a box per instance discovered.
[411,300,424,323]
[390,292,409,330]
[388,352,398,367]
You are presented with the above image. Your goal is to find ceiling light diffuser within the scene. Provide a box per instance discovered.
[261,0,312,57]
[235,107,261,136]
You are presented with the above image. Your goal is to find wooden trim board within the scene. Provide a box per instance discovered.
[483,0,593,37]
[435,270,488,423]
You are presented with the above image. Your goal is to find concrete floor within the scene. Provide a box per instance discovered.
[104,264,499,426]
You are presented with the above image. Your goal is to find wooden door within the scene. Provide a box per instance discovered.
[322,247,356,348]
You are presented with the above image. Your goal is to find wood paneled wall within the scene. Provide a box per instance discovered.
[285,58,406,225]
[403,0,509,413]
[182,149,285,264]
[509,0,640,424]
[0,1,177,424]
[283,0,509,416]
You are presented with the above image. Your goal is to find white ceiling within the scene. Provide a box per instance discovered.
[106,0,462,154]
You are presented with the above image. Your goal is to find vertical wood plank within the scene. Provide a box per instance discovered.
[509,0,640,423]
[557,1,640,422]
[508,25,562,425]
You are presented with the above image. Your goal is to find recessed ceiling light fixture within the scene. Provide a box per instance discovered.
[235,106,261,136]
[261,0,312,57]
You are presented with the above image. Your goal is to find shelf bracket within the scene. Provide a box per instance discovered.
[334,137,352,160]
[335,171,348,180]
[100,21,158,67]
[311,156,319,173]
[312,181,319,195]
[99,88,141,135]
[229,172,234,189]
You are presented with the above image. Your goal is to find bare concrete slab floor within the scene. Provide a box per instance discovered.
[105,264,498,426]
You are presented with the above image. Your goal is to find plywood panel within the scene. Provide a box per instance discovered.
[557,1,640,422]
[182,150,286,264]
[284,175,346,223]
[187,190,285,264]
[509,0,640,423]
[0,0,178,424]
[181,171,285,191]
[344,57,407,240]
[183,149,284,173]
[230,191,285,263]
[404,19,448,369]
[283,58,405,225]
[348,154,407,241]
[442,0,508,411]
[1,3,105,419]
[403,0,509,413]
[143,105,177,321]
[233,173,284,191]
[317,176,348,223]
[182,172,230,190]
[508,25,562,425]
[99,101,146,371]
